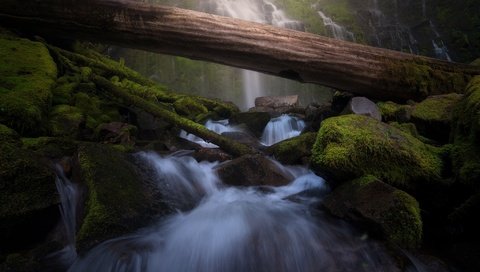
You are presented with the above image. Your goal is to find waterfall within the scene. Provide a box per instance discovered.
[68,151,401,272]
[317,10,356,42]
[261,114,306,146]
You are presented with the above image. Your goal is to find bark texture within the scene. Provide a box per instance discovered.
[1,0,479,101]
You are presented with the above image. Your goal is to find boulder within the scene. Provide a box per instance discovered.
[323,175,422,249]
[0,124,59,255]
[230,111,271,137]
[255,95,299,108]
[73,143,167,251]
[215,154,293,187]
[411,93,463,143]
[311,115,443,189]
[377,101,413,123]
[49,105,85,137]
[193,148,232,162]
[342,97,382,121]
[96,122,137,146]
[0,35,57,135]
[266,132,317,165]
[304,103,334,131]
[221,131,263,150]
[331,91,354,113]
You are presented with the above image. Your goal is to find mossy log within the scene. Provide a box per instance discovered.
[1,1,479,101]
[92,75,257,157]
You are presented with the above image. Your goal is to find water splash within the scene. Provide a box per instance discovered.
[69,152,399,272]
[261,114,306,146]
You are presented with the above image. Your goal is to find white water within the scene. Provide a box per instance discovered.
[261,114,306,146]
[180,119,243,148]
[69,151,400,272]
[317,10,356,41]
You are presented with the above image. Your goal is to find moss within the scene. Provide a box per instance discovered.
[471,58,480,66]
[377,101,412,122]
[76,143,155,251]
[412,94,463,122]
[324,175,422,249]
[173,96,208,120]
[21,137,77,158]
[450,76,480,187]
[0,123,20,145]
[311,115,443,189]
[51,82,77,105]
[49,105,84,137]
[0,36,57,135]
[267,132,317,165]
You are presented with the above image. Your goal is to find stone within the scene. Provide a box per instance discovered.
[255,95,299,108]
[96,122,137,145]
[229,111,271,137]
[215,154,293,187]
[193,148,232,163]
[342,97,382,121]
[311,114,443,189]
[323,176,422,249]
[266,132,317,165]
[221,131,263,150]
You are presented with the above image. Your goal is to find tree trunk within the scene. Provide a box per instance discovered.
[92,75,258,157]
[1,0,479,101]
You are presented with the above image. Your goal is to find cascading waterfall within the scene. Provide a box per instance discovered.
[261,114,306,146]
[317,10,356,42]
[68,151,403,272]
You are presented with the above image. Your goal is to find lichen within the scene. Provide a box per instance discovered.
[311,114,443,189]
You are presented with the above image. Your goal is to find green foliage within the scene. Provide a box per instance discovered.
[0,35,57,135]
[311,115,443,189]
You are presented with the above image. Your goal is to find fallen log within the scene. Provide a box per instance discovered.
[1,0,479,101]
[92,75,258,157]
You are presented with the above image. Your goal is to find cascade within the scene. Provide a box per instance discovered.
[317,10,356,42]
[68,151,406,272]
[261,114,306,146]
[180,119,243,148]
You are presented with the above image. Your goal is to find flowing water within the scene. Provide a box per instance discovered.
[317,10,356,42]
[261,114,306,146]
[180,119,243,148]
[68,150,402,272]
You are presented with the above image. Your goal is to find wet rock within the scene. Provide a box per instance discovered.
[255,95,299,108]
[311,115,443,189]
[342,97,382,121]
[411,93,463,143]
[221,131,264,149]
[230,111,271,137]
[331,91,354,113]
[304,103,335,131]
[193,148,233,163]
[215,154,293,186]
[323,176,423,249]
[96,121,137,145]
[266,132,317,165]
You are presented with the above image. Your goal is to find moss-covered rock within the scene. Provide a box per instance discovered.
[75,143,164,251]
[411,93,463,143]
[311,115,443,189]
[51,82,77,106]
[21,137,77,158]
[377,101,412,123]
[266,132,317,165]
[0,35,57,135]
[49,105,85,137]
[323,175,423,249]
[0,129,59,254]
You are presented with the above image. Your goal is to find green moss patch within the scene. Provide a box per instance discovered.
[267,132,317,165]
[324,175,422,249]
[0,36,57,135]
[311,114,443,189]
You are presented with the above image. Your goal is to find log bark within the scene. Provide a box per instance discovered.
[1,0,479,101]
[92,75,258,157]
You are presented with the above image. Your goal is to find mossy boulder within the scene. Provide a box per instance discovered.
[0,35,57,135]
[451,76,480,188]
[230,112,271,137]
[21,137,77,158]
[74,143,165,251]
[323,175,422,249]
[377,101,412,123]
[411,94,463,143]
[311,115,443,189]
[266,132,317,165]
[0,126,59,254]
[49,105,84,137]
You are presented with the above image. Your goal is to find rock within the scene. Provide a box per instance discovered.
[96,122,137,145]
[411,93,463,143]
[0,34,57,135]
[221,131,263,149]
[21,137,77,159]
[377,101,412,123]
[304,103,335,132]
[0,125,59,255]
[193,148,232,163]
[311,115,443,189]
[342,97,382,121]
[255,95,299,108]
[49,105,85,137]
[73,143,167,251]
[215,154,293,187]
[266,132,317,165]
[331,91,354,113]
[323,176,422,249]
[230,111,271,137]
